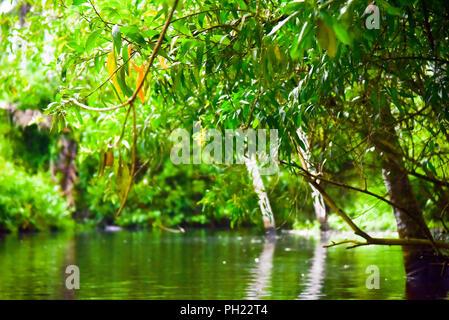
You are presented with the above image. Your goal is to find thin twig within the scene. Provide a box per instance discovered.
[114,0,180,217]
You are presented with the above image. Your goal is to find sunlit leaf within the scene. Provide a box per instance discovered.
[121,25,147,47]
[85,30,102,54]
[158,56,168,71]
[135,64,146,104]
[267,11,298,37]
[106,51,122,95]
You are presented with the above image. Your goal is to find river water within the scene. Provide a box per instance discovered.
[0,229,447,299]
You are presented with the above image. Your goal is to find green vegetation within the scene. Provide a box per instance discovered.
[0,0,448,255]
[0,159,73,232]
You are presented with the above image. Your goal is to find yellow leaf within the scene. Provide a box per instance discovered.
[105,149,114,167]
[143,9,158,17]
[57,35,67,42]
[128,45,133,74]
[116,157,130,201]
[131,61,140,73]
[274,44,281,61]
[158,56,168,71]
[136,66,145,104]
[316,19,337,58]
[58,41,67,52]
[106,51,122,94]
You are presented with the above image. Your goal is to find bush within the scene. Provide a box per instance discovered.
[0,159,73,232]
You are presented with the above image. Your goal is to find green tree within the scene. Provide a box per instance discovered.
[1,0,449,253]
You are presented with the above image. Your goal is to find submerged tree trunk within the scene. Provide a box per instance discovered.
[245,153,276,236]
[296,128,329,231]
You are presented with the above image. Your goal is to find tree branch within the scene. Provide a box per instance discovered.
[409,170,449,188]
[286,137,373,241]
[115,102,137,217]
[324,237,449,250]
[112,0,179,216]
[281,156,442,253]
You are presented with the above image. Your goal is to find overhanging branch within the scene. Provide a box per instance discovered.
[324,237,449,250]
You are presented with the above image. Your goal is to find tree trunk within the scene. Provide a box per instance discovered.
[372,104,431,240]
[52,134,78,207]
[296,128,329,231]
[371,100,448,298]
[245,153,276,236]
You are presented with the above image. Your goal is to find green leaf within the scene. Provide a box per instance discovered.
[67,41,84,53]
[61,56,76,81]
[94,54,103,73]
[173,21,192,36]
[291,21,312,59]
[112,25,122,54]
[121,25,147,47]
[237,0,247,10]
[72,0,87,5]
[332,22,351,45]
[198,12,205,28]
[85,30,102,54]
[117,67,133,97]
[252,118,260,129]
[211,35,230,45]
[179,39,194,57]
[267,11,298,37]
[122,44,129,76]
[426,159,437,175]
[282,0,305,14]
[296,136,306,151]
[196,43,204,67]
[74,107,84,124]
[377,0,401,16]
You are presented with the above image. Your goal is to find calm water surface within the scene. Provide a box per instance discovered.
[0,229,443,299]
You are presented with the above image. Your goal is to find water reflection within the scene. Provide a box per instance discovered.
[298,233,328,300]
[0,230,447,299]
[61,237,76,300]
[246,237,276,299]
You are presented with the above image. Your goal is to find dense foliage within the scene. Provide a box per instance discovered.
[0,0,448,244]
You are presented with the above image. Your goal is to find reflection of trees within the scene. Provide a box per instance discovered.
[60,236,77,300]
[245,238,276,299]
[0,233,72,299]
[298,234,328,300]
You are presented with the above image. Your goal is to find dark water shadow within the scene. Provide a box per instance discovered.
[403,248,449,300]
